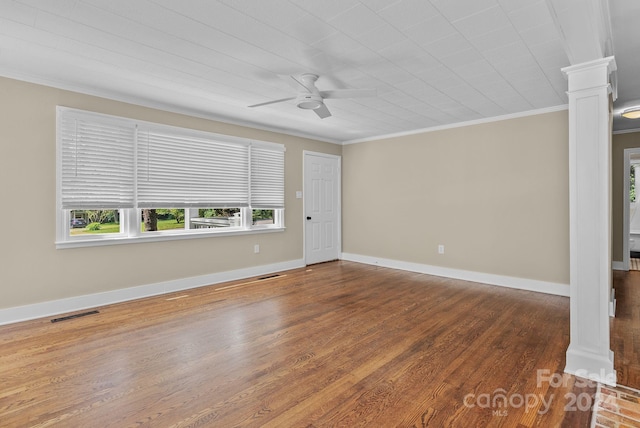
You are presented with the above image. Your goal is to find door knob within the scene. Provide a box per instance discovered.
[306,216,312,220]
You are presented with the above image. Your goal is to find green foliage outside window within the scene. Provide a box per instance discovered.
[156,208,184,223]
[252,209,273,222]
[632,167,636,203]
[85,210,117,224]
[198,208,240,218]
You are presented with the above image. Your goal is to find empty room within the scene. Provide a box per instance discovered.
[2,1,640,427]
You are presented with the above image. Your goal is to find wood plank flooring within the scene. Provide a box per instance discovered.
[0,261,594,427]
[612,270,640,389]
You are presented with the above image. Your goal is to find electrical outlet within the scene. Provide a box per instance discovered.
[254,244,260,253]
[438,244,445,254]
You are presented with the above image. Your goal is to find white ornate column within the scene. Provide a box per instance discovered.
[563,56,616,385]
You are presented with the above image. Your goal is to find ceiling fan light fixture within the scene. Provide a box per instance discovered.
[297,94,323,110]
[622,107,640,119]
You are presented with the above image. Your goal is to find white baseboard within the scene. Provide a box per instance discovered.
[0,259,305,326]
[341,253,569,297]
[612,261,625,271]
[565,347,616,386]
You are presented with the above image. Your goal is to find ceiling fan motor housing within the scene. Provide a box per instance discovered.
[248,72,373,119]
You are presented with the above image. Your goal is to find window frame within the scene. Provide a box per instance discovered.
[56,107,285,249]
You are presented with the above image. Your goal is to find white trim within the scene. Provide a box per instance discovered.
[56,226,285,249]
[610,288,616,317]
[564,350,617,386]
[561,56,617,83]
[341,253,569,297]
[612,261,625,271]
[0,259,304,326]
[614,128,640,135]
[341,105,569,145]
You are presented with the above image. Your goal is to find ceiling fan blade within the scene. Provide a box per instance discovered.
[278,74,310,93]
[288,74,314,93]
[313,103,332,119]
[248,97,295,108]
[320,88,377,99]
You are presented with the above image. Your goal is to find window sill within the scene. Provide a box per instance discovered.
[56,227,285,249]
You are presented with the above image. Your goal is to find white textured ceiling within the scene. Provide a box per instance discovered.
[0,0,637,143]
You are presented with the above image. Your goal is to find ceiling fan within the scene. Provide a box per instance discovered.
[248,73,376,119]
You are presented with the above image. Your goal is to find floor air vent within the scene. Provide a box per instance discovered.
[51,310,99,323]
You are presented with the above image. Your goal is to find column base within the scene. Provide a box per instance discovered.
[565,345,616,386]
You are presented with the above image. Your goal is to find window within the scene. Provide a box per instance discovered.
[253,209,276,226]
[56,107,285,248]
[631,165,637,203]
[187,208,242,229]
[140,209,186,233]
[69,210,121,235]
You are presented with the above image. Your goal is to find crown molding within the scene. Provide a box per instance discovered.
[0,69,572,148]
[341,105,569,145]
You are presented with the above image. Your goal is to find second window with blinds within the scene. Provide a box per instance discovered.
[57,107,285,248]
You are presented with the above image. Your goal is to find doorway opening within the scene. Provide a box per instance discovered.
[624,148,640,271]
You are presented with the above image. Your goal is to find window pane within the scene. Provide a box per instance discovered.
[141,209,185,232]
[252,209,274,226]
[69,210,121,235]
[189,208,241,229]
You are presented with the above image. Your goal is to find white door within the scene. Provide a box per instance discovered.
[304,152,340,265]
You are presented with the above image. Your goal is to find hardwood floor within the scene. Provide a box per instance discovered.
[0,261,593,427]
[612,269,640,389]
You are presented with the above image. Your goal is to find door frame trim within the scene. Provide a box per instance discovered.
[302,151,342,265]
[623,148,640,271]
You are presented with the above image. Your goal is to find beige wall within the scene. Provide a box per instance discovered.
[612,132,640,262]
[0,75,572,311]
[0,77,340,309]
[342,110,570,284]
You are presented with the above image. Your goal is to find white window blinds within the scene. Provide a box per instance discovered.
[251,144,285,209]
[58,107,285,210]
[137,128,250,208]
[58,109,135,209]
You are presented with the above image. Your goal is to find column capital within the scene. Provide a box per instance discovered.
[562,56,617,93]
